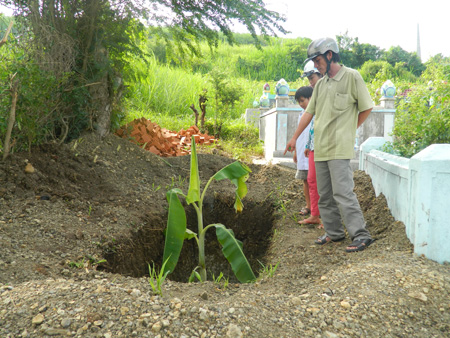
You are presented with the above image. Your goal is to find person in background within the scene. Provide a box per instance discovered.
[293,86,312,217]
[298,61,323,228]
[285,37,374,253]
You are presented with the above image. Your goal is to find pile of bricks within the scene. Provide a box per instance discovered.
[115,117,216,157]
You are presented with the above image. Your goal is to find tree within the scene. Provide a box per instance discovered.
[0,0,286,148]
[383,46,425,77]
[351,42,384,69]
[208,69,241,137]
[359,60,396,83]
[336,32,383,69]
[0,18,16,159]
[148,0,287,55]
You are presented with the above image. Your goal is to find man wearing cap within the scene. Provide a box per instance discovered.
[284,37,374,253]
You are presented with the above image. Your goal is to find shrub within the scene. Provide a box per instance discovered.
[0,38,79,153]
[387,71,450,157]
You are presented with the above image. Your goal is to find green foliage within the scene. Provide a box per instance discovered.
[360,60,396,82]
[123,54,208,119]
[162,138,256,283]
[147,34,310,82]
[148,258,171,296]
[208,68,242,134]
[147,0,287,60]
[382,46,425,77]
[217,120,260,143]
[68,256,106,269]
[384,60,450,157]
[212,272,230,290]
[0,34,79,152]
[123,52,260,124]
[337,33,383,69]
[234,38,310,81]
[257,260,280,279]
[1,1,148,149]
[1,0,286,149]
[336,32,425,77]
[201,119,263,162]
[360,60,418,105]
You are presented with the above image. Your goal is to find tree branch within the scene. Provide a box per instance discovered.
[0,21,14,48]
[190,104,199,127]
[3,75,19,160]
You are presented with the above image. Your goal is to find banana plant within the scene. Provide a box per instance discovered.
[162,138,256,283]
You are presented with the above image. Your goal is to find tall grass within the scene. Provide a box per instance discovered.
[124,55,208,118]
[123,53,272,131]
[187,38,308,82]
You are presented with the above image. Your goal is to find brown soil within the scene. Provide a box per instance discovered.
[1,132,449,337]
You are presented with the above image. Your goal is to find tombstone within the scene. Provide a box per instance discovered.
[380,80,396,109]
[259,79,302,164]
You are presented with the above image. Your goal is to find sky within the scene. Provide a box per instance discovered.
[271,0,449,62]
[1,1,449,62]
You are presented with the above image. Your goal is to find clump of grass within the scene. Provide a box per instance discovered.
[212,272,230,290]
[148,258,170,296]
[218,139,264,163]
[257,260,280,279]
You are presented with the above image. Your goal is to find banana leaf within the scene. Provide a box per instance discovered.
[162,189,187,275]
[215,224,256,283]
[186,138,200,204]
[213,161,251,212]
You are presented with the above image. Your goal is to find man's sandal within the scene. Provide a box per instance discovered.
[345,238,375,252]
[314,234,346,245]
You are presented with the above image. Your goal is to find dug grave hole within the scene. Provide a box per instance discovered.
[102,190,276,283]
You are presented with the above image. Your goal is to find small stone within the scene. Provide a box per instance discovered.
[307,307,320,314]
[42,328,70,336]
[408,292,428,302]
[226,324,243,338]
[340,301,351,309]
[61,318,71,328]
[291,297,301,305]
[199,308,209,321]
[32,313,44,325]
[200,291,208,300]
[25,163,35,174]
[120,306,129,315]
[152,321,162,332]
[130,289,141,297]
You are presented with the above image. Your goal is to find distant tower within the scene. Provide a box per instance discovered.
[417,23,422,60]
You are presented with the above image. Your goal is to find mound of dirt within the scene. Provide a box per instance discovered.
[1,132,449,338]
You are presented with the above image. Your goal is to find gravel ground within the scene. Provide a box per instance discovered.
[1,133,450,338]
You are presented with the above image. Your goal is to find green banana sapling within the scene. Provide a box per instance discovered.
[162,138,256,283]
